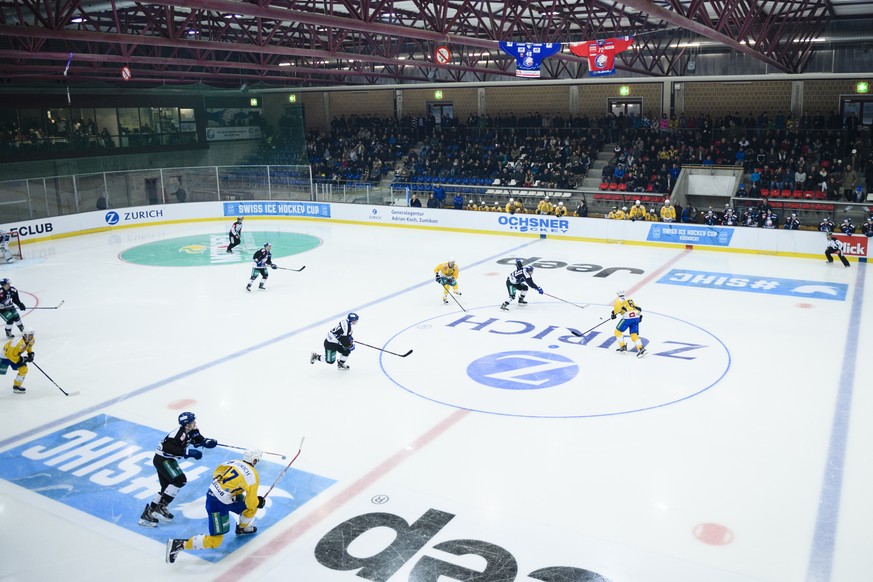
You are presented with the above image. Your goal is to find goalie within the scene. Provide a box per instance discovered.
[0,229,15,262]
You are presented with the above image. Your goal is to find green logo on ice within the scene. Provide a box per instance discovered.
[120,231,321,267]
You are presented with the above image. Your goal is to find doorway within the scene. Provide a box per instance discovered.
[608,98,643,119]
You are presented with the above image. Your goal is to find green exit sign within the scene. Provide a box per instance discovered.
[619,85,630,96]
[249,97,259,107]
[857,82,869,94]
[434,90,443,100]
[288,94,297,103]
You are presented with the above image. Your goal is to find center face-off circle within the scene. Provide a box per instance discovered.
[381,303,730,418]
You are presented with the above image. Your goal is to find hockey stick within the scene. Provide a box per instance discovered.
[277,266,306,272]
[542,293,589,311]
[32,361,79,396]
[438,280,466,312]
[263,436,305,499]
[28,300,65,310]
[355,341,413,358]
[569,318,610,337]
[217,443,287,460]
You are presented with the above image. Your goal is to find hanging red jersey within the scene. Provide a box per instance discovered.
[569,36,634,77]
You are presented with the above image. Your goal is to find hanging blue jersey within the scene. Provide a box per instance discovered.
[498,42,562,78]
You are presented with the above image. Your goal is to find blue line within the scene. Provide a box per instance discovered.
[0,237,544,451]
[806,262,865,582]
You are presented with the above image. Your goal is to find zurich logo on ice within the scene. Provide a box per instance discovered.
[466,350,579,390]
[104,211,120,225]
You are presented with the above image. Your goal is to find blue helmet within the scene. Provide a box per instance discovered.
[263,242,271,248]
[178,411,196,426]
[347,312,359,324]
[524,266,534,274]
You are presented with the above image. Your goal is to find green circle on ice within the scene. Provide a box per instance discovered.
[120,231,321,267]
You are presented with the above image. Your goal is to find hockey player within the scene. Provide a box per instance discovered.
[434,258,461,304]
[611,290,646,357]
[166,449,264,564]
[0,229,15,262]
[500,260,543,311]
[311,312,358,370]
[226,217,243,253]
[0,327,35,394]
[825,232,851,267]
[140,412,217,527]
[0,278,26,339]
[246,242,277,292]
[660,199,677,223]
[628,200,646,221]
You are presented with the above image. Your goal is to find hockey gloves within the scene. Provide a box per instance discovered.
[610,312,617,320]
[202,438,218,449]
[184,448,203,460]
[270,263,278,270]
[257,496,266,509]
[25,352,34,362]
[537,287,543,294]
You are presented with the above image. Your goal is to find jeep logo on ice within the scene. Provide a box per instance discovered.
[466,350,578,390]
[498,257,644,277]
[104,211,120,225]
[314,508,609,581]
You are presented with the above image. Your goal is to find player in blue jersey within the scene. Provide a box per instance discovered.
[611,290,646,357]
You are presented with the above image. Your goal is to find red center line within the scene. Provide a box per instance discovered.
[627,247,690,296]
[214,408,470,582]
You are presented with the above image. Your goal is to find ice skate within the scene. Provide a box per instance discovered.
[246,283,252,292]
[500,301,510,311]
[636,346,647,358]
[138,504,159,527]
[12,386,26,394]
[518,298,528,304]
[258,283,265,290]
[5,330,13,339]
[166,539,185,563]
[310,352,321,364]
[337,361,350,371]
[152,503,174,521]
[443,297,449,304]
[616,345,628,352]
[235,524,257,535]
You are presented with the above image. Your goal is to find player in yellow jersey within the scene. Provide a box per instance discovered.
[628,200,646,221]
[611,290,646,357]
[434,258,461,304]
[166,449,264,563]
[0,327,34,394]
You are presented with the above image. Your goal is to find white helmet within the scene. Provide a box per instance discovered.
[635,200,641,205]
[22,327,34,338]
[622,206,627,211]
[665,198,671,204]
[616,289,626,298]
[447,257,455,266]
[243,449,262,466]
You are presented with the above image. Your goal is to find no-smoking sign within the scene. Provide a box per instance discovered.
[434,45,451,66]
[121,66,132,81]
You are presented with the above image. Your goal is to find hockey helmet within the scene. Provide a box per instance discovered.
[347,312,359,324]
[238,216,244,221]
[22,327,34,338]
[243,449,262,466]
[447,257,455,267]
[263,242,272,248]
[178,411,196,426]
[617,289,627,298]
[0,278,9,287]
[524,266,534,274]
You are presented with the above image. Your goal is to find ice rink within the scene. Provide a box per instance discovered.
[0,216,870,582]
